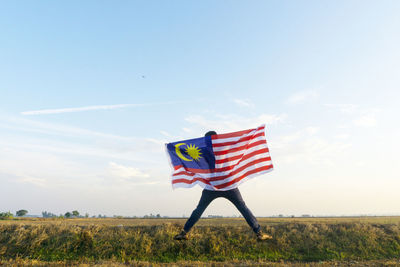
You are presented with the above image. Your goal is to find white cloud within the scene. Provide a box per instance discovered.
[17,176,47,187]
[273,134,351,166]
[20,101,180,116]
[354,114,377,127]
[0,138,159,164]
[0,113,138,140]
[232,99,254,108]
[185,113,286,134]
[21,104,144,115]
[0,113,167,194]
[182,127,192,133]
[324,104,380,129]
[108,162,149,179]
[286,90,319,104]
[305,127,319,135]
[160,131,171,137]
[0,114,166,166]
[266,125,353,170]
[271,131,302,148]
[354,109,379,128]
[334,134,350,140]
[270,126,319,150]
[324,104,359,114]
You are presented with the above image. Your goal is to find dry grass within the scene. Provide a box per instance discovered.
[1,258,400,266]
[2,216,400,227]
[1,217,400,265]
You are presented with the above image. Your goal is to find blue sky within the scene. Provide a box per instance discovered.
[1,1,399,217]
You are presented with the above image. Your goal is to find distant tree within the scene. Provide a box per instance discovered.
[85,213,89,218]
[156,214,161,218]
[42,211,57,218]
[16,210,28,217]
[65,212,72,218]
[0,211,13,220]
[72,210,79,217]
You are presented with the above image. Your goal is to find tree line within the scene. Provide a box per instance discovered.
[1,210,170,219]
[0,210,89,219]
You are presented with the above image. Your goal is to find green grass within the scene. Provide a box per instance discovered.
[1,217,400,264]
[3,215,400,226]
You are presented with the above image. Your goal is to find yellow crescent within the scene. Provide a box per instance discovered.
[175,143,193,161]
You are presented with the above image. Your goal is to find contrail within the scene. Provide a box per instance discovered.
[21,103,157,115]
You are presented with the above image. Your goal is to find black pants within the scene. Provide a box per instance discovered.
[183,188,261,233]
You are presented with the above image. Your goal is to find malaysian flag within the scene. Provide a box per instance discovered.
[166,125,273,191]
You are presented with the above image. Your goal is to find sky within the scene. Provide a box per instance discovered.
[1,1,399,217]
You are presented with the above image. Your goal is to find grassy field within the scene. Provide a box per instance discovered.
[1,216,400,265]
[2,215,400,226]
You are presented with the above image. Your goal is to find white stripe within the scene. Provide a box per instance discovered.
[172,179,217,190]
[212,135,266,152]
[215,143,268,160]
[211,126,265,144]
[215,152,270,168]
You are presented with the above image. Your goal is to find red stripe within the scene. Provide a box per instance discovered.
[215,147,269,164]
[173,171,196,177]
[173,165,181,171]
[172,177,212,186]
[214,140,266,156]
[173,165,214,174]
[211,125,265,140]
[212,132,265,148]
[215,165,273,189]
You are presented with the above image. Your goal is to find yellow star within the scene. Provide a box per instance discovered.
[185,144,202,161]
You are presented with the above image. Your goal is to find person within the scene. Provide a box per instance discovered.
[174,130,272,241]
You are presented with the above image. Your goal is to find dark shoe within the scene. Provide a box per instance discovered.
[174,230,188,240]
[256,231,272,241]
